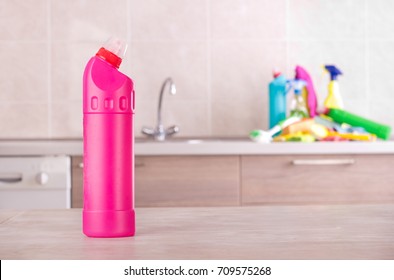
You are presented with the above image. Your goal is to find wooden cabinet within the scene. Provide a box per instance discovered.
[71,154,394,208]
[135,156,240,207]
[241,155,394,205]
[70,155,240,208]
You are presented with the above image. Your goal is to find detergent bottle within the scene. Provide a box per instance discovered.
[289,79,309,118]
[324,65,344,109]
[295,65,318,117]
[268,70,290,128]
[83,37,135,237]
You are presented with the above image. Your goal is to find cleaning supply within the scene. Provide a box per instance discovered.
[316,114,367,134]
[250,116,300,143]
[324,65,344,109]
[287,133,315,142]
[314,115,337,130]
[273,131,315,142]
[310,123,329,139]
[295,65,318,117]
[322,135,349,142]
[83,37,135,237]
[328,108,392,140]
[289,79,309,118]
[282,118,314,135]
[334,123,367,134]
[268,70,290,128]
[326,131,376,142]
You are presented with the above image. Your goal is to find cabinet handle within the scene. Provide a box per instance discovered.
[78,162,84,168]
[292,159,356,166]
[0,173,23,183]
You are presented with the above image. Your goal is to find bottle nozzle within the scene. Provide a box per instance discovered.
[324,65,342,81]
[272,68,281,79]
[290,79,307,94]
[96,37,128,68]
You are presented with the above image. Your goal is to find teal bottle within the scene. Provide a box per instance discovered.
[269,73,288,128]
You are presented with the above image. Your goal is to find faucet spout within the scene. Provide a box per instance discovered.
[142,77,179,141]
[157,78,176,128]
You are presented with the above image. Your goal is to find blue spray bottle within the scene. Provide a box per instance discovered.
[268,70,290,128]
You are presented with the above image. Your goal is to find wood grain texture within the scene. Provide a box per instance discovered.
[0,210,22,224]
[71,156,83,208]
[241,155,394,205]
[1,205,394,259]
[135,156,240,207]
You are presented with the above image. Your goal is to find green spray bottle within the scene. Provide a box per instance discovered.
[289,79,309,118]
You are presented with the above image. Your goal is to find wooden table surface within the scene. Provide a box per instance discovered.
[1,205,394,260]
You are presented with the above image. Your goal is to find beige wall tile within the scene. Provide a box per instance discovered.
[129,41,208,102]
[51,0,128,41]
[210,0,286,40]
[0,0,392,139]
[0,42,47,102]
[51,42,98,101]
[134,99,157,137]
[211,40,286,132]
[162,100,210,137]
[0,103,48,138]
[343,98,369,118]
[211,99,266,136]
[288,0,365,40]
[368,0,394,39]
[370,98,394,129]
[51,101,82,138]
[0,0,47,40]
[369,41,394,100]
[211,40,286,105]
[130,0,207,41]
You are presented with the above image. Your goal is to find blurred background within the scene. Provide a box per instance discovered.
[0,0,393,139]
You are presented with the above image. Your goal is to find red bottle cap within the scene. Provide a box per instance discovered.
[96,47,122,69]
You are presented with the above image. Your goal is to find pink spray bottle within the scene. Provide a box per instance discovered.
[295,65,318,117]
[83,37,135,237]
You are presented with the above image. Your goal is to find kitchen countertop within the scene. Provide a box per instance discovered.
[1,204,394,259]
[1,139,394,156]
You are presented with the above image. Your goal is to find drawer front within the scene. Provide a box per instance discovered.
[241,155,394,205]
[136,156,240,207]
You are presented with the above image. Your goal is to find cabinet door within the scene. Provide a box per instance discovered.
[241,155,394,205]
[71,156,83,208]
[136,156,240,207]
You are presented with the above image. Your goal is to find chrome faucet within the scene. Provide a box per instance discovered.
[141,77,179,141]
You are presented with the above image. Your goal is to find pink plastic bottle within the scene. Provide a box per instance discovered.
[83,38,135,237]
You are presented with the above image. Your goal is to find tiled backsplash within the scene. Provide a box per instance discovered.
[1,0,393,138]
